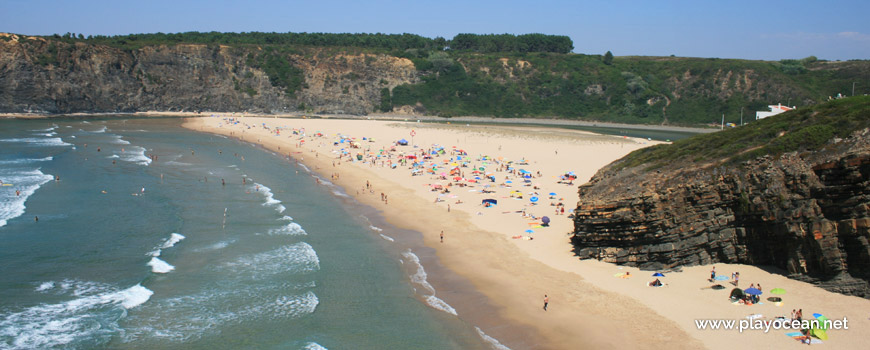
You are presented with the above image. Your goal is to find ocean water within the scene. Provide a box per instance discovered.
[0,118,492,350]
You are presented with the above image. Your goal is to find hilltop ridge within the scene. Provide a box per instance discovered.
[1,31,868,126]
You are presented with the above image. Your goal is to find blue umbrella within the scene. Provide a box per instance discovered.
[652,272,665,277]
[744,288,763,295]
[505,180,512,184]
[530,196,539,202]
[525,229,534,233]
[549,192,557,196]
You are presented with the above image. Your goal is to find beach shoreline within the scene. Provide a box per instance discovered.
[1,111,714,136]
[183,116,870,349]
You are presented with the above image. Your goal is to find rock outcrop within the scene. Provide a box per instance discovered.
[572,129,870,297]
[0,37,417,115]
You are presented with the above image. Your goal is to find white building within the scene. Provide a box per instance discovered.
[755,103,794,120]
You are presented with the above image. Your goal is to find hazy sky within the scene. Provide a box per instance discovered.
[2,0,868,61]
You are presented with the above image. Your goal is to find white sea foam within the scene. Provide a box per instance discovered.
[379,234,395,242]
[0,137,72,147]
[369,225,383,232]
[196,239,234,252]
[401,250,435,294]
[401,250,457,315]
[117,285,154,309]
[160,233,186,249]
[121,286,317,343]
[475,327,513,350]
[119,146,151,165]
[92,126,107,133]
[280,215,294,221]
[223,242,320,277]
[147,233,185,257]
[109,135,130,144]
[303,342,329,350]
[108,154,120,158]
[0,168,54,227]
[0,282,152,349]
[254,182,286,213]
[31,126,57,132]
[33,132,57,137]
[0,156,52,165]
[268,222,307,236]
[425,295,458,316]
[35,281,55,292]
[147,257,176,273]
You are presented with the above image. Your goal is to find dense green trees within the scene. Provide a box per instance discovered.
[450,33,573,53]
[42,31,573,54]
[603,51,613,65]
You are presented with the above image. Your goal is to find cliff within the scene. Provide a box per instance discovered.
[2,32,869,126]
[0,35,417,115]
[571,97,870,297]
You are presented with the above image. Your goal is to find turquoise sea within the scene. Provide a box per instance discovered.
[0,118,499,349]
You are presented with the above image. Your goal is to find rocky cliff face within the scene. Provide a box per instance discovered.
[0,36,417,114]
[572,130,870,297]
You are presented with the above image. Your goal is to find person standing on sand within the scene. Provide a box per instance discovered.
[440,231,444,243]
[710,266,716,281]
[543,295,549,311]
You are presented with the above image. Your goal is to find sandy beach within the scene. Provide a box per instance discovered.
[184,116,870,349]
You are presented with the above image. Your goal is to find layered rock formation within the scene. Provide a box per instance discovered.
[0,35,417,115]
[572,129,870,297]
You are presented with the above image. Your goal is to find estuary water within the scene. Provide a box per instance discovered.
[0,118,492,349]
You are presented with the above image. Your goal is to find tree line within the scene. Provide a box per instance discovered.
[45,31,573,53]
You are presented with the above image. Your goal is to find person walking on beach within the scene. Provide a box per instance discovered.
[710,266,716,281]
[543,294,549,311]
[440,231,444,243]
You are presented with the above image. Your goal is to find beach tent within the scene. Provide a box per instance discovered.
[652,272,665,277]
[729,288,745,301]
[397,139,409,145]
[482,199,498,206]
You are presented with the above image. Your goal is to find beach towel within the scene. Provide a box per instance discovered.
[785,332,802,337]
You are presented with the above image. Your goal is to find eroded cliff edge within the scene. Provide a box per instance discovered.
[0,36,417,115]
[571,98,870,297]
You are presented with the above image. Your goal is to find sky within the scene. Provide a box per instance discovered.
[2,0,868,61]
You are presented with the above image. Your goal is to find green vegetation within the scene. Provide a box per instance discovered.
[35,43,59,66]
[12,31,869,125]
[614,96,870,170]
[379,88,392,112]
[245,47,305,97]
[36,31,571,54]
[450,33,572,53]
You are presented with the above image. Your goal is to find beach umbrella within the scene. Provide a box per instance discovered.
[652,272,665,277]
[549,192,557,196]
[482,199,497,206]
[744,287,762,295]
[770,288,786,295]
[530,196,539,202]
[815,314,830,330]
[541,216,550,225]
[525,229,534,234]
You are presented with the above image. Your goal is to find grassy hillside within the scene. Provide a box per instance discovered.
[389,52,869,125]
[612,96,870,170]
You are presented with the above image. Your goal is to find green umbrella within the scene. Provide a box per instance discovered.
[770,288,786,295]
